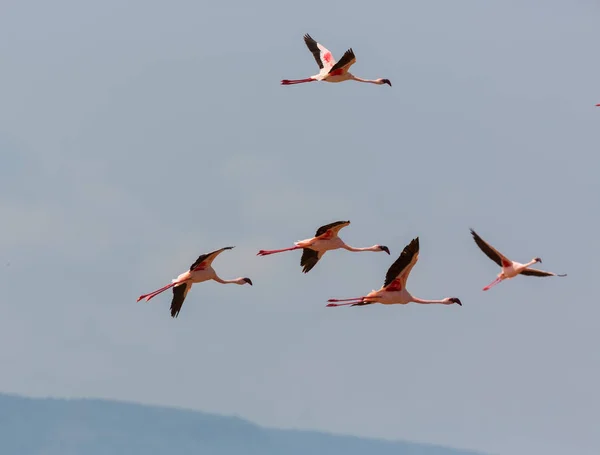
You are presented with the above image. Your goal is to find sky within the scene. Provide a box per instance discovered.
[1,1,599,454]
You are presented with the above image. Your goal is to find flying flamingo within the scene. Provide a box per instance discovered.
[327,237,461,308]
[137,246,253,318]
[257,220,390,273]
[281,34,391,87]
[470,228,566,291]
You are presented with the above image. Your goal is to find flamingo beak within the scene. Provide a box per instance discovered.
[383,79,391,86]
[243,278,253,285]
[451,297,462,306]
[380,246,390,254]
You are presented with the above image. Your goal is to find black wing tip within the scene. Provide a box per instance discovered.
[170,284,187,318]
[300,248,319,273]
[302,262,317,273]
[343,48,355,59]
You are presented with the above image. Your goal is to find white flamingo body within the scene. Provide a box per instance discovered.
[470,228,566,291]
[295,235,350,251]
[257,220,390,273]
[137,246,253,318]
[327,237,462,308]
[361,288,413,305]
[281,34,391,87]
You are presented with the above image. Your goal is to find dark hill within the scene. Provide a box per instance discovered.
[0,393,485,455]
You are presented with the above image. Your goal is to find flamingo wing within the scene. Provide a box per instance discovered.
[190,246,234,271]
[383,237,420,291]
[170,282,191,318]
[470,229,512,268]
[315,220,350,237]
[300,248,324,273]
[304,34,336,70]
[520,268,567,277]
[327,48,356,75]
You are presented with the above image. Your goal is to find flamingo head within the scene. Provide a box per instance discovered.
[241,277,253,285]
[534,257,542,263]
[447,297,462,306]
[377,245,390,254]
[379,78,392,86]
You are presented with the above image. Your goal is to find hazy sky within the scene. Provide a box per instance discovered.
[1,1,599,454]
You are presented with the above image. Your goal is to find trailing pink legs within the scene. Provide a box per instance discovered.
[281,78,315,85]
[257,246,301,256]
[326,297,367,307]
[483,277,504,291]
[137,282,179,302]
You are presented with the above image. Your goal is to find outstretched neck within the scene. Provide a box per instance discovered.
[342,244,380,252]
[349,75,380,84]
[520,259,539,270]
[213,275,245,285]
[411,296,447,305]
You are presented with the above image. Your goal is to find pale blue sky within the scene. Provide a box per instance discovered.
[1,1,599,454]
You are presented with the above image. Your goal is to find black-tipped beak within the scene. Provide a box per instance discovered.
[452,298,462,306]
[383,79,391,86]
[243,278,253,286]
[380,246,390,255]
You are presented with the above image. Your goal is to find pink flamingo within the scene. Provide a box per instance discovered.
[281,34,391,87]
[327,237,462,308]
[137,247,252,318]
[257,220,389,273]
[470,228,566,291]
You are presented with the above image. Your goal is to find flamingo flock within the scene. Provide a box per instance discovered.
[138,221,566,318]
[137,33,572,319]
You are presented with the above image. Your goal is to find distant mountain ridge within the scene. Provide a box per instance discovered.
[0,392,486,455]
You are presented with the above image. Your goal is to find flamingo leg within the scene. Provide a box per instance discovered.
[281,78,315,85]
[257,246,301,256]
[137,282,176,302]
[326,297,367,307]
[483,277,503,291]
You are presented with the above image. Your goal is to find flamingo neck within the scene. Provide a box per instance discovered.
[342,244,380,252]
[213,275,244,285]
[411,296,447,305]
[350,75,380,84]
[516,259,539,272]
